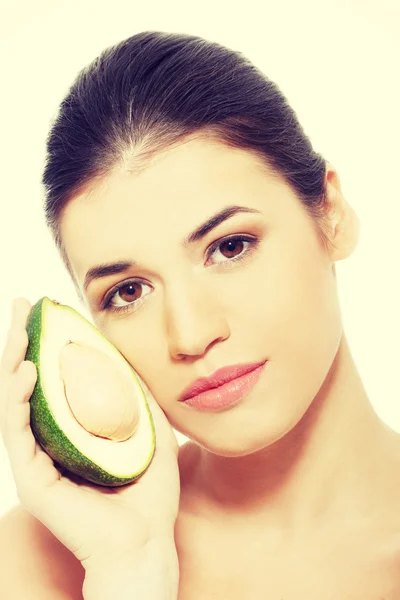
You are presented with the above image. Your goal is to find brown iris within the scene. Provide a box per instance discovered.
[219,239,244,259]
[118,283,142,303]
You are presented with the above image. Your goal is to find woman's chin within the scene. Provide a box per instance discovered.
[184,427,291,459]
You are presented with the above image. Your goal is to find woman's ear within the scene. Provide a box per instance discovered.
[324,163,360,263]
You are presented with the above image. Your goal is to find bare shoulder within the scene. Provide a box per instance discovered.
[0,504,85,599]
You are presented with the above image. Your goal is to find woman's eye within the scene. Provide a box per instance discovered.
[104,281,151,311]
[207,236,255,265]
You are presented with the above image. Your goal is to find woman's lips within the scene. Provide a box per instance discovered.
[178,360,268,401]
[179,361,267,411]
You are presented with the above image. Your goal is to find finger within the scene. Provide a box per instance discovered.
[3,361,38,481]
[0,298,32,375]
[5,361,68,510]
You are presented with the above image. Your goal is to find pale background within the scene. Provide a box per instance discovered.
[0,0,399,519]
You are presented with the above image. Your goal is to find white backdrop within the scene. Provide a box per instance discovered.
[0,0,399,519]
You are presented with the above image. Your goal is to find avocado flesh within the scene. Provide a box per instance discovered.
[26,297,156,487]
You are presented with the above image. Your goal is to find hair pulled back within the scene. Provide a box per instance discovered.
[42,30,332,277]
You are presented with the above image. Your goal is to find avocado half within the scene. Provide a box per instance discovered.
[25,297,156,487]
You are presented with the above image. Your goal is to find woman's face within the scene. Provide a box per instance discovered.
[60,136,343,456]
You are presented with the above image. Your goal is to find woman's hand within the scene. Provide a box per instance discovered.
[0,298,180,575]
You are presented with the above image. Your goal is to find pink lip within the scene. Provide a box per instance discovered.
[179,362,268,411]
[178,360,268,405]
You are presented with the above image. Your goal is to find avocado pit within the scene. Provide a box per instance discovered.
[59,341,140,442]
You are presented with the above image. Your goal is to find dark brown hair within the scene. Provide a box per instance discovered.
[42,30,334,288]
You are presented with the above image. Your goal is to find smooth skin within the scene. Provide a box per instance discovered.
[2,134,400,598]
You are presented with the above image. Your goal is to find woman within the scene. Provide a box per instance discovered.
[1,30,400,599]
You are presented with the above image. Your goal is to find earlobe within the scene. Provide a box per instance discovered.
[330,202,360,262]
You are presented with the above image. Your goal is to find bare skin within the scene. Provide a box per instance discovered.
[3,135,400,598]
[5,425,400,600]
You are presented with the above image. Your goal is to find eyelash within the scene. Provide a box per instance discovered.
[100,234,260,314]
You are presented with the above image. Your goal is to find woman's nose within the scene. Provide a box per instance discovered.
[164,283,230,361]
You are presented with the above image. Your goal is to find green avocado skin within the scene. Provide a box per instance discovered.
[25,297,155,487]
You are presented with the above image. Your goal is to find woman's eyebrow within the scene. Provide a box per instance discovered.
[83,205,261,292]
[181,204,261,248]
[83,261,133,292]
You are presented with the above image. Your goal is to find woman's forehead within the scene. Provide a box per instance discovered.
[62,137,284,226]
[59,137,302,283]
